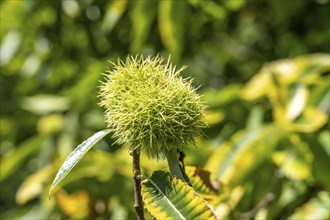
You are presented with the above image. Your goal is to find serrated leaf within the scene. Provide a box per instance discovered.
[49,129,111,196]
[185,166,219,196]
[142,171,219,220]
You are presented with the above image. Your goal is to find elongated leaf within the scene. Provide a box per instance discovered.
[16,165,53,204]
[49,129,111,196]
[0,135,45,181]
[158,0,186,62]
[205,125,284,187]
[130,0,156,53]
[142,171,218,220]
[101,0,127,34]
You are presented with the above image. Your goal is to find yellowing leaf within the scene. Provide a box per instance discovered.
[37,114,64,134]
[204,110,225,125]
[288,107,328,133]
[240,66,271,101]
[185,166,219,196]
[142,171,219,220]
[272,134,313,180]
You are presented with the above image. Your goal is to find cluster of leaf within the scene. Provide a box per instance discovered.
[0,0,329,219]
[50,53,330,219]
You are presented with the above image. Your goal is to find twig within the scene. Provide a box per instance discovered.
[132,149,145,220]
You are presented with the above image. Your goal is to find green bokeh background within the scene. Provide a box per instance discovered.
[0,0,329,219]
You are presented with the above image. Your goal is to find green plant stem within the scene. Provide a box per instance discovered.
[166,150,185,182]
[132,149,145,220]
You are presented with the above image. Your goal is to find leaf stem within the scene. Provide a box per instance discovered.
[132,149,145,220]
[166,150,186,182]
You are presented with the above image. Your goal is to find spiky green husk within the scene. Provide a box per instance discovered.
[99,55,206,158]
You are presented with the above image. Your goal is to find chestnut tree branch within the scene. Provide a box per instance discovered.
[132,149,145,220]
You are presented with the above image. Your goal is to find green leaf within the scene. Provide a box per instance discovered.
[158,0,186,62]
[129,0,156,53]
[101,0,127,34]
[0,135,45,181]
[205,125,284,187]
[311,133,330,192]
[203,84,242,108]
[142,171,218,220]
[49,129,111,196]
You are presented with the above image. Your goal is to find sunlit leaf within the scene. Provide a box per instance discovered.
[49,129,111,196]
[205,125,284,187]
[272,135,313,181]
[37,114,64,135]
[240,66,271,101]
[285,84,308,121]
[141,171,219,220]
[287,107,328,133]
[185,166,219,196]
[101,0,127,34]
[241,53,330,102]
[204,110,225,125]
[294,53,330,83]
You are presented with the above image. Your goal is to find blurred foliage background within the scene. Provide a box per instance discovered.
[0,0,329,219]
